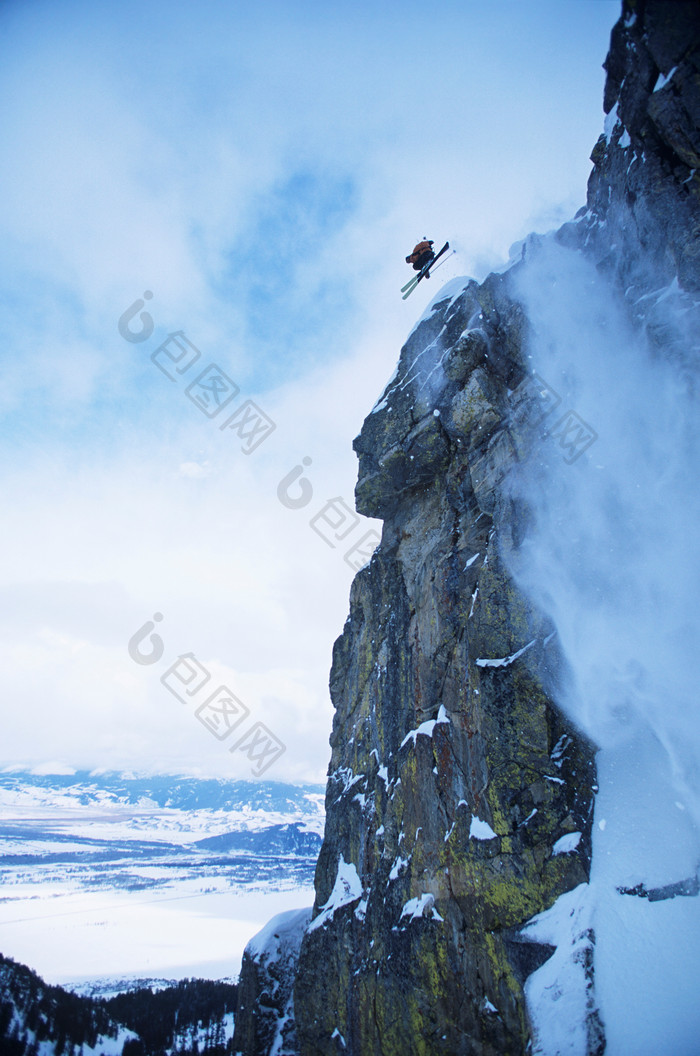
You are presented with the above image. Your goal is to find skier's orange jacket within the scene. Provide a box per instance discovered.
[406,240,434,265]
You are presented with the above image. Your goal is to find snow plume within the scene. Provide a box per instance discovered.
[509,237,700,817]
[507,237,700,1055]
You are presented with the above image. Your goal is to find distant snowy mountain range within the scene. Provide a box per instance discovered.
[0,767,324,886]
[0,768,325,831]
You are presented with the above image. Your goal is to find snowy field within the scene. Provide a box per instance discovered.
[0,877,314,989]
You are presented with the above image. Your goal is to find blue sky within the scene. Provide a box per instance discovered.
[0,0,620,782]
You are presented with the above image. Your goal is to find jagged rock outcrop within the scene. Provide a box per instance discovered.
[234,908,311,1055]
[585,0,700,293]
[235,2,700,1053]
[292,271,600,1056]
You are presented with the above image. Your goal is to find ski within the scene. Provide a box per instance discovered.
[424,249,454,279]
[401,241,450,299]
[420,240,450,278]
[402,248,454,300]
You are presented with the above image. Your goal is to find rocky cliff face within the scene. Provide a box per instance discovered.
[234,3,700,1053]
[586,0,700,292]
[292,272,600,1056]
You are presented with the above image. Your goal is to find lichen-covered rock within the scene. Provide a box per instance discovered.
[449,367,499,441]
[444,328,489,383]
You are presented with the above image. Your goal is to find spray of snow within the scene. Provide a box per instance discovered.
[506,237,700,1054]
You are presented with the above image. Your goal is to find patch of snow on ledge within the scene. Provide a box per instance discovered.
[475,639,536,668]
[246,906,313,960]
[552,831,582,856]
[654,65,678,92]
[400,892,444,922]
[389,854,410,881]
[603,103,620,143]
[522,884,597,1056]
[308,855,362,932]
[470,815,498,840]
[400,705,450,749]
[406,275,473,337]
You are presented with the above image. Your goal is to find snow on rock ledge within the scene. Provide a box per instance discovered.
[521,884,604,1056]
[307,855,363,932]
[233,907,312,1056]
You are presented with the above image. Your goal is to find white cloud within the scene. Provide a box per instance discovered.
[178,460,212,479]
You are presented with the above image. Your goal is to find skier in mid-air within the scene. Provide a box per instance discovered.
[406,239,436,275]
[401,238,450,298]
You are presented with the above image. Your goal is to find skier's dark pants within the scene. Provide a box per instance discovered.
[413,251,435,272]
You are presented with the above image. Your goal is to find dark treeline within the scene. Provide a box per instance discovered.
[103,978,238,1054]
[0,954,115,1055]
[0,954,238,1055]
